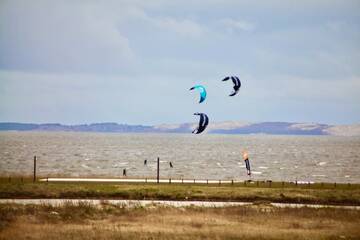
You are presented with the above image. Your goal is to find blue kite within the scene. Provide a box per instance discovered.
[189,85,207,103]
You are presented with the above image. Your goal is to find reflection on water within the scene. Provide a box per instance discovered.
[0,132,359,183]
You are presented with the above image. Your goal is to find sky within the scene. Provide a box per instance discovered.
[0,0,360,125]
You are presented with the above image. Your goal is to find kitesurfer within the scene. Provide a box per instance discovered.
[242,150,251,176]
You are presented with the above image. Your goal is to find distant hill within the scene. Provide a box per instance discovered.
[323,124,360,136]
[0,122,153,133]
[153,122,332,135]
[1,122,360,136]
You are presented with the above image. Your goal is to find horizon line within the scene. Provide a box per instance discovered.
[0,121,359,126]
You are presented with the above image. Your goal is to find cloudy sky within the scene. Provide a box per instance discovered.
[0,0,359,125]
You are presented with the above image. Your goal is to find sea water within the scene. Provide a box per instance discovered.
[0,132,359,183]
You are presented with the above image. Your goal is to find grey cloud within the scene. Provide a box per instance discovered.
[0,1,135,74]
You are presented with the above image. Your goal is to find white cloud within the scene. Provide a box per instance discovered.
[119,6,206,38]
[220,18,256,32]
[262,75,360,103]
[151,17,205,37]
[325,21,347,32]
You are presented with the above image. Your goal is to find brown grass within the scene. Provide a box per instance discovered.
[0,203,359,240]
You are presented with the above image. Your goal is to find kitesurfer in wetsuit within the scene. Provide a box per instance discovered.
[242,150,251,176]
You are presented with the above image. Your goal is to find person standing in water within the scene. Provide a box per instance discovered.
[242,150,251,176]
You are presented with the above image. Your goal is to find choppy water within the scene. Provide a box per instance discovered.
[0,132,359,183]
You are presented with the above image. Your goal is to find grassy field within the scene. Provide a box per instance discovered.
[1,177,360,205]
[1,178,359,239]
[0,202,360,240]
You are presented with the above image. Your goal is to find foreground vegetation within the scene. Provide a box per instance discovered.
[1,202,359,240]
[1,177,360,205]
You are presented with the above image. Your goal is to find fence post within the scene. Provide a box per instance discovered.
[182,179,183,184]
[334,182,337,188]
[231,179,234,185]
[157,157,160,184]
[169,178,171,184]
[219,180,221,185]
[207,179,208,185]
[33,156,37,183]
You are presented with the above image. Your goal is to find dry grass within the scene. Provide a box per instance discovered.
[0,203,359,240]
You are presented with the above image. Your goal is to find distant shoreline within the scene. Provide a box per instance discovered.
[1,121,360,136]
